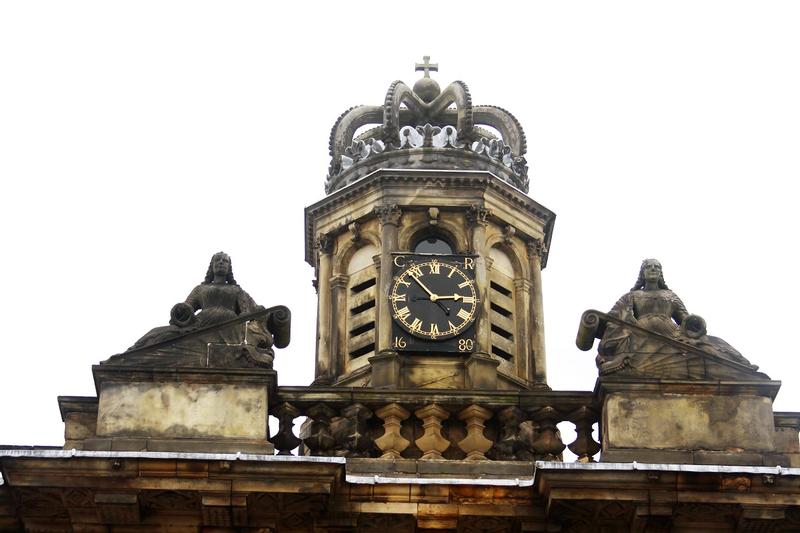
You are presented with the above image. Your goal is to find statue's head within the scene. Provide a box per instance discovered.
[204,252,237,285]
[631,258,669,290]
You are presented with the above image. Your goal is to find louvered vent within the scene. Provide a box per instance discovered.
[488,247,516,362]
[347,266,377,359]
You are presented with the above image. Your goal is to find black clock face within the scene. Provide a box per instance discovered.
[390,255,479,341]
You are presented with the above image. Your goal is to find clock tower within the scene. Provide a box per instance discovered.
[305,58,554,390]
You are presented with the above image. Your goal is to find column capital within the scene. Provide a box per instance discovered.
[526,237,547,260]
[466,204,490,227]
[330,274,349,289]
[316,232,335,255]
[375,204,402,227]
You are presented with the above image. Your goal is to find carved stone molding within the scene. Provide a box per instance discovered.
[330,274,350,290]
[502,224,516,244]
[317,233,335,255]
[348,221,361,243]
[526,238,547,260]
[466,204,490,227]
[427,207,440,226]
[375,204,402,227]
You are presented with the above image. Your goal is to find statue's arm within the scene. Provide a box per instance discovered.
[671,292,690,325]
[184,285,204,312]
[236,288,259,315]
[608,292,635,323]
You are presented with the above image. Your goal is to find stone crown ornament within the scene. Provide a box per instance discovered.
[326,56,529,194]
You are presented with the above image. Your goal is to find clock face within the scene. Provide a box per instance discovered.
[390,255,479,341]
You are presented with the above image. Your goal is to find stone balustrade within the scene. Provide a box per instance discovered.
[270,387,600,462]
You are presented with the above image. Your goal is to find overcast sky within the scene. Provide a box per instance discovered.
[1,2,799,446]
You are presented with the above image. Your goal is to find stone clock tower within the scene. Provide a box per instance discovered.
[305,58,555,391]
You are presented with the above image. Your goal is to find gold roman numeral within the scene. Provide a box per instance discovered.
[396,307,411,320]
[457,308,472,321]
[458,280,472,289]
[428,261,440,274]
[391,293,407,302]
[410,318,423,331]
[460,296,475,304]
[429,323,439,336]
[407,264,423,278]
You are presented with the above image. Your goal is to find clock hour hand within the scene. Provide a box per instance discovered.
[412,294,450,316]
[436,294,464,301]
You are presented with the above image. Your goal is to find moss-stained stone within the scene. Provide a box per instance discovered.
[97,382,267,440]
[604,393,776,452]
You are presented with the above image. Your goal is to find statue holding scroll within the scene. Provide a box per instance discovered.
[103,252,290,368]
[577,259,765,380]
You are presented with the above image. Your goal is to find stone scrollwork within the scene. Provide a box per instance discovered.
[374,204,402,227]
[466,204,490,227]
[316,232,335,255]
[526,238,547,260]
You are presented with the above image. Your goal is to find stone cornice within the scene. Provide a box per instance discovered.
[305,169,556,267]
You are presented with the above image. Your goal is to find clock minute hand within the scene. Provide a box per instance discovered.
[436,294,464,301]
[410,274,440,302]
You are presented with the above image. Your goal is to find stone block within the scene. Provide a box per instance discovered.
[603,392,776,454]
[97,381,268,441]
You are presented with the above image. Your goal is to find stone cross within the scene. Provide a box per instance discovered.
[415,55,438,78]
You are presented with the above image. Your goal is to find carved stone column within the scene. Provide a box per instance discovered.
[414,404,450,460]
[526,238,547,385]
[375,403,411,459]
[466,205,497,390]
[271,402,301,456]
[457,404,493,460]
[567,405,600,463]
[314,233,334,384]
[514,278,532,384]
[330,274,349,379]
[530,405,565,461]
[370,204,402,388]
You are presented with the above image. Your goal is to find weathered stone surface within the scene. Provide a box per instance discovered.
[97,381,267,440]
[604,393,776,453]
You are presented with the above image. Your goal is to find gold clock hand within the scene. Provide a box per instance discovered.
[410,274,440,302]
[437,294,464,301]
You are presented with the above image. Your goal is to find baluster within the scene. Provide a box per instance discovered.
[414,404,450,460]
[300,404,337,456]
[567,406,601,463]
[375,403,411,459]
[457,405,493,461]
[530,406,566,461]
[493,406,525,460]
[335,403,373,458]
[271,402,301,455]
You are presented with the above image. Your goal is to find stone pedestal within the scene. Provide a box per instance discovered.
[87,365,276,453]
[598,378,785,465]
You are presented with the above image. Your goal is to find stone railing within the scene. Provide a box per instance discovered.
[270,387,600,462]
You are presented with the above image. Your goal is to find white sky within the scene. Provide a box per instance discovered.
[1,1,799,446]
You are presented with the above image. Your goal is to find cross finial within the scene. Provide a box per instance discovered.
[415,55,438,78]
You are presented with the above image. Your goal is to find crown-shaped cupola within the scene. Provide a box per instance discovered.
[326,56,529,194]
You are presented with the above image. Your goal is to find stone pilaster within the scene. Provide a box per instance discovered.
[329,274,349,379]
[466,205,494,382]
[314,233,334,384]
[526,238,547,384]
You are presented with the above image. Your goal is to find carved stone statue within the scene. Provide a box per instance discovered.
[103,252,290,368]
[577,259,767,380]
